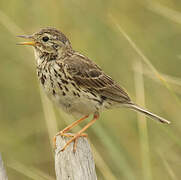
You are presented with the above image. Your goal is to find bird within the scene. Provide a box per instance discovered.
[17,27,170,152]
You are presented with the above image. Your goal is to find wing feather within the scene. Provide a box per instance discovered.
[63,53,131,103]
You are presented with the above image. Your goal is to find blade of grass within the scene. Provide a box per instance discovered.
[39,88,58,149]
[135,67,181,148]
[145,0,181,25]
[93,149,117,180]
[108,14,162,80]
[157,124,181,149]
[134,60,152,180]
[135,66,181,98]
[0,10,24,37]
[91,121,136,180]
[7,160,54,180]
[157,150,179,180]
[0,9,33,68]
[108,13,181,115]
[141,67,181,87]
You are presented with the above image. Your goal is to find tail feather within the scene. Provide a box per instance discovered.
[127,104,170,124]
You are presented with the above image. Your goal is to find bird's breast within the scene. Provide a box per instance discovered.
[36,61,113,117]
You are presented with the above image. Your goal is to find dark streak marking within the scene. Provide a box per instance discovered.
[37,71,40,76]
[51,82,54,88]
[54,69,58,74]
[47,64,51,74]
[57,82,63,90]
[52,90,56,96]
[61,79,68,84]
[71,82,81,92]
[75,87,81,92]
[40,76,45,85]
[64,86,69,92]
[101,95,107,101]
[71,82,76,87]
[49,75,53,81]
[90,92,97,97]
[68,76,73,81]
[73,91,77,96]
[91,98,101,104]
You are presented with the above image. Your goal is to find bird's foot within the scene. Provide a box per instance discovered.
[53,131,88,152]
[60,133,88,153]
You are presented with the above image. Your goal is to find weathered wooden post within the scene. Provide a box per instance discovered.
[55,135,97,180]
[0,153,8,180]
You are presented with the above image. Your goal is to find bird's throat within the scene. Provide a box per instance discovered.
[34,48,58,65]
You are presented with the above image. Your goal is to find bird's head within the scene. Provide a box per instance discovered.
[17,27,72,60]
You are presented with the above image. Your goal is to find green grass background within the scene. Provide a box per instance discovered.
[0,0,181,179]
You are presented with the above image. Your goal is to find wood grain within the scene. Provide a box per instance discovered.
[55,134,97,180]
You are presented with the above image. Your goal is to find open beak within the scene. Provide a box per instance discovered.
[17,35,35,46]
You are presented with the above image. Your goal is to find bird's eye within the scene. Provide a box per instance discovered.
[42,36,49,42]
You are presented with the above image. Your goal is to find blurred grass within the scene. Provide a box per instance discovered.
[134,61,152,180]
[0,0,181,179]
[7,160,54,180]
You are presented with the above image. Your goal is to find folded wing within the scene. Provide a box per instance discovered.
[64,53,131,104]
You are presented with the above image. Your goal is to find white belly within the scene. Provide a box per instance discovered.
[44,84,100,118]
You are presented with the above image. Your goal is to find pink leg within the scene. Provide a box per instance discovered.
[60,113,99,152]
[53,115,89,148]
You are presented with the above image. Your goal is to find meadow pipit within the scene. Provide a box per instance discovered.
[17,27,170,152]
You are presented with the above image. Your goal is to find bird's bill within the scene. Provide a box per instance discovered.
[17,35,35,46]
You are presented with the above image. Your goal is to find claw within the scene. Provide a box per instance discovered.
[52,115,90,151]
[60,134,81,152]
[55,113,99,152]
[54,132,88,151]
[60,133,88,152]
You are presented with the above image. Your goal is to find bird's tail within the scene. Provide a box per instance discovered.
[126,103,170,124]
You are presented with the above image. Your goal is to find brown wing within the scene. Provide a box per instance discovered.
[64,53,131,103]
